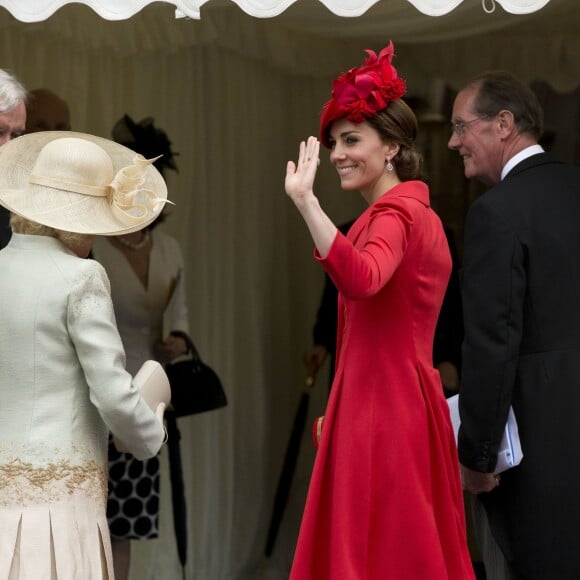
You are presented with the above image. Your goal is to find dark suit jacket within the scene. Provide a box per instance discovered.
[432,225,463,378]
[458,152,580,579]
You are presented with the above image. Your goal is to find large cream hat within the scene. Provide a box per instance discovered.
[0,131,169,235]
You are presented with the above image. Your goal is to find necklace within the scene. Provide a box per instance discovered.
[116,229,151,250]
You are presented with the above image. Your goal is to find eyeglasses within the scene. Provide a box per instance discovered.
[450,116,488,137]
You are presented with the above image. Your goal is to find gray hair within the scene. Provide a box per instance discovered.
[0,69,27,113]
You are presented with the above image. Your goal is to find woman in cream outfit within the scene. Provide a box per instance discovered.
[92,227,189,579]
[92,115,190,580]
[0,131,171,579]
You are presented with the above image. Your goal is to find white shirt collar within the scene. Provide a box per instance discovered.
[501,144,545,181]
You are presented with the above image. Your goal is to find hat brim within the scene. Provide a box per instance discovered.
[0,131,168,236]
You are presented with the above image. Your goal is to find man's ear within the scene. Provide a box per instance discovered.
[497,109,516,137]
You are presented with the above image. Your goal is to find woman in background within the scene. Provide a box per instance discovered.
[0,131,168,579]
[284,43,474,579]
[92,115,190,580]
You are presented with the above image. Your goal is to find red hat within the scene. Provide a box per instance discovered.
[319,41,406,148]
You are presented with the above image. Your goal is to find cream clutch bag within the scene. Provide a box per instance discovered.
[134,359,171,423]
[113,360,171,452]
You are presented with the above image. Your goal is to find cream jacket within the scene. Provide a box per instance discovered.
[0,234,165,511]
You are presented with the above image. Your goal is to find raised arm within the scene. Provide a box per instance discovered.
[285,136,337,258]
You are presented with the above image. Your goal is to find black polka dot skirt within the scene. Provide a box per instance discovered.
[107,436,160,540]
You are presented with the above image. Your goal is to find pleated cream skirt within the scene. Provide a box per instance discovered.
[0,496,113,580]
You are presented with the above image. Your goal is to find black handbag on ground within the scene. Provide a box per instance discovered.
[165,331,228,417]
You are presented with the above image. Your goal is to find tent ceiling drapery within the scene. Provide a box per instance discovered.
[1,0,576,92]
[1,0,574,52]
[1,0,575,67]
[0,0,554,21]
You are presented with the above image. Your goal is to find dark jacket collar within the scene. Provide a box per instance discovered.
[505,152,564,180]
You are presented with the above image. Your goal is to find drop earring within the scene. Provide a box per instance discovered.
[386,159,393,172]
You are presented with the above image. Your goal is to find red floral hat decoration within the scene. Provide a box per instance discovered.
[319,41,406,148]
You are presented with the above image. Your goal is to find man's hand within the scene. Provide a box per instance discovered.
[461,465,501,494]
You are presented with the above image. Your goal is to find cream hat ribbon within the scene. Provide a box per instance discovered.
[28,154,170,227]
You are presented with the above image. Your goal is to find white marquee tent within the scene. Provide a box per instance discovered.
[0,0,559,20]
[0,1,578,579]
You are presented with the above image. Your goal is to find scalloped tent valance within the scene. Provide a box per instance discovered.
[0,0,552,21]
[0,0,575,92]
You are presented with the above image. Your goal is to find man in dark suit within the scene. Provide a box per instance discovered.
[0,69,27,250]
[450,71,580,579]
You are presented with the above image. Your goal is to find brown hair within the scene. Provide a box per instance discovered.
[366,99,423,181]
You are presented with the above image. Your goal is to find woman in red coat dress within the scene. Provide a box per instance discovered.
[284,43,475,579]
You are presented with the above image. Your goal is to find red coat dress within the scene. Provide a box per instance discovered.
[290,181,474,580]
